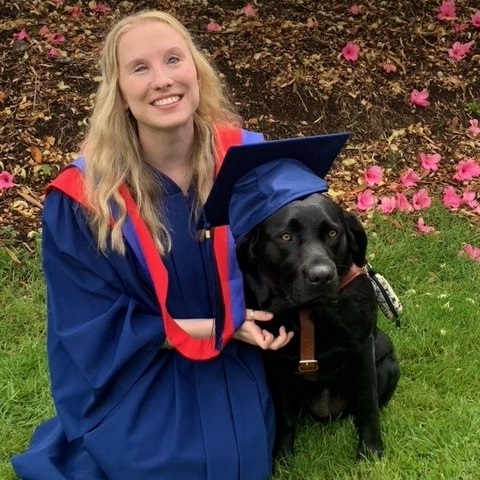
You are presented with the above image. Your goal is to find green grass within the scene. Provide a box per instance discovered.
[0,243,53,480]
[1,204,479,479]
[272,204,480,480]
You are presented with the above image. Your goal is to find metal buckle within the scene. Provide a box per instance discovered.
[297,360,319,373]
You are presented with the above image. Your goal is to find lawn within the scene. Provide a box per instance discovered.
[1,203,479,479]
[271,204,480,479]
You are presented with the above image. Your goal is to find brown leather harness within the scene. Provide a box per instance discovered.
[296,264,366,381]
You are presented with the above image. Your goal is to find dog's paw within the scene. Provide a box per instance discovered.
[356,440,384,461]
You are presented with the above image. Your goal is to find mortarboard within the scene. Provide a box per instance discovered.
[200,132,350,242]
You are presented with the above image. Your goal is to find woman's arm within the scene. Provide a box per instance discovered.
[42,190,165,440]
[172,309,294,350]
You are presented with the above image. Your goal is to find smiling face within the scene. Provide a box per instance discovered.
[117,21,200,137]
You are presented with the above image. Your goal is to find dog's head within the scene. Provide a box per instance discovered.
[236,193,367,312]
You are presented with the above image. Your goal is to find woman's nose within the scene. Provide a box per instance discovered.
[151,66,173,89]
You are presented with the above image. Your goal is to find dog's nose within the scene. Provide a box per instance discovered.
[305,264,335,284]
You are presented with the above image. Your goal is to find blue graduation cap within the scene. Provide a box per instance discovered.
[201,132,350,242]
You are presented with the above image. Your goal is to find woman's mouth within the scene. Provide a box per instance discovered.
[152,95,181,107]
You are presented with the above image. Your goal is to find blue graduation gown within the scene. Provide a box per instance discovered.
[12,173,275,479]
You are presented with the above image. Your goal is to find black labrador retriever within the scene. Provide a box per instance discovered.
[236,193,400,460]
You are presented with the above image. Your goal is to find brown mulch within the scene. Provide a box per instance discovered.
[0,0,479,248]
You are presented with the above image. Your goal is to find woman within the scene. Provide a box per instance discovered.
[12,10,293,480]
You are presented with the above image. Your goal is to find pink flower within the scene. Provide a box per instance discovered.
[383,63,397,73]
[0,171,14,189]
[448,41,474,61]
[420,152,441,171]
[453,159,480,181]
[395,193,413,212]
[410,89,430,107]
[47,47,61,58]
[45,33,65,45]
[350,5,362,15]
[467,119,480,136]
[453,23,467,33]
[378,196,396,214]
[68,6,83,17]
[364,166,383,187]
[13,28,31,41]
[462,191,478,209]
[417,218,435,234]
[463,244,480,261]
[400,168,420,187]
[341,42,360,62]
[437,0,457,21]
[94,2,111,13]
[206,21,222,33]
[243,3,258,17]
[471,11,480,28]
[412,188,432,210]
[357,189,376,211]
[442,186,462,209]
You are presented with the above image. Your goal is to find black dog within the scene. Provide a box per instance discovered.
[236,193,400,460]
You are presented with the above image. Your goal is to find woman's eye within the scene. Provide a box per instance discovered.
[167,55,181,65]
[133,64,147,73]
[280,233,292,242]
[328,230,338,238]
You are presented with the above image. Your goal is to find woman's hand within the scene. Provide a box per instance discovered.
[233,309,294,350]
[164,311,293,350]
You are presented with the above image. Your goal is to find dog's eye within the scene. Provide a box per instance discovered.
[328,230,338,238]
[280,233,292,242]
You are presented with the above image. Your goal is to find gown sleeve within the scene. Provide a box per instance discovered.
[42,189,165,441]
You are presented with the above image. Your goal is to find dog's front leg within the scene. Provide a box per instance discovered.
[353,333,384,459]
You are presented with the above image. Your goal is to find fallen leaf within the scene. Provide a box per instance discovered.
[449,116,459,129]
[45,136,56,146]
[30,146,43,163]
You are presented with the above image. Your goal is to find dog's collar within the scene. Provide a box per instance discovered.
[297,264,367,380]
[296,309,319,380]
[338,263,366,290]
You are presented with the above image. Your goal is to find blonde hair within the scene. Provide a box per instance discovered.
[80,10,241,254]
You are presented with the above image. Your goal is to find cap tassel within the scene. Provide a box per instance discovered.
[203,225,225,350]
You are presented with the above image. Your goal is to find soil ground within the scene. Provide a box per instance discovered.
[1,0,479,246]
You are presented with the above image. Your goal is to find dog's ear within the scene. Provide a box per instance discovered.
[345,211,368,266]
[235,228,275,309]
[235,229,259,275]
